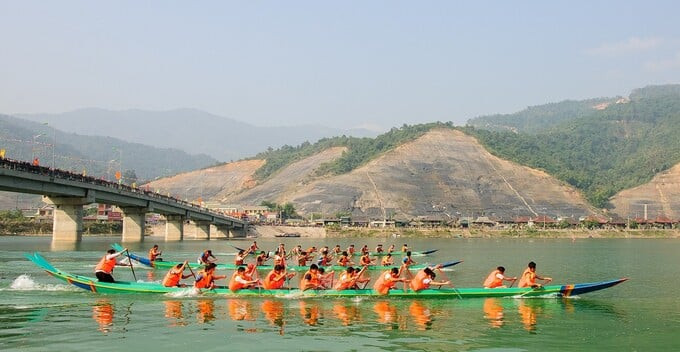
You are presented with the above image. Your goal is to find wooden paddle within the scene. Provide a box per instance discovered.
[125,249,137,282]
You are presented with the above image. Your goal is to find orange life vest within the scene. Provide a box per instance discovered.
[484,270,503,288]
[409,270,430,291]
[274,255,285,267]
[235,255,245,266]
[229,272,249,292]
[518,268,535,288]
[334,273,354,290]
[306,247,316,254]
[95,255,116,274]
[148,248,159,261]
[338,256,350,266]
[194,270,214,289]
[263,270,285,289]
[162,268,182,287]
[300,270,320,288]
[360,256,371,266]
[373,271,398,295]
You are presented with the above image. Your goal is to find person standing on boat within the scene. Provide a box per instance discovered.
[194,263,226,290]
[263,264,295,289]
[483,266,517,288]
[381,253,394,266]
[95,248,130,282]
[162,260,193,287]
[197,250,217,265]
[410,267,450,292]
[373,266,409,295]
[148,244,162,262]
[518,262,552,288]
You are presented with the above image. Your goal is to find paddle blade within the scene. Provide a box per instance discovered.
[420,249,439,255]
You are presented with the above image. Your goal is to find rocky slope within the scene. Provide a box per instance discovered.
[609,163,680,220]
[150,129,596,219]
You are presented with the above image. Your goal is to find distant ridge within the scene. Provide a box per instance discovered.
[17,108,377,161]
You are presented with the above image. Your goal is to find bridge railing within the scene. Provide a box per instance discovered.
[0,157,246,223]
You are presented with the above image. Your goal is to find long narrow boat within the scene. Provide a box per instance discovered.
[112,244,456,272]
[25,252,628,298]
[225,243,437,257]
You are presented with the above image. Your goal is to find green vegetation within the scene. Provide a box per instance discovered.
[260,201,298,219]
[466,85,680,207]
[252,122,454,180]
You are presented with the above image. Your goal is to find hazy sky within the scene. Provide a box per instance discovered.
[2,1,680,131]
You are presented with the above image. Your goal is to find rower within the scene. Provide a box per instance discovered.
[374,244,384,253]
[194,263,226,290]
[347,244,356,256]
[255,251,269,266]
[518,262,552,288]
[197,250,217,265]
[373,266,409,295]
[317,250,332,267]
[317,267,335,289]
[234,250,248,266]
[332,245,342,255]
[262,264,295,289]
[228,266,260,292]
[359,253,375,266]
[334,266,368,290]
[401,244,409,252]
[483,266,517,288]
[410,267,450,292]
[381,253,394,266]
[94,248,130,282]
[148,244,162,262]
[300,264,323,291]
[360,245,369,255]
[387,244,395,253]
[402,251,416,267]
[291,245,303,257]
[297,251,312,266]
[306,246,317,255]
[337,251,353,267]
[249,241,259,253]
[162,260,193,287]
[273,250,286,267]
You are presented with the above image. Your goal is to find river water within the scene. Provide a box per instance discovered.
[1,236,678,351]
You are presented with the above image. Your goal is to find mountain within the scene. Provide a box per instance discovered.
[466,97,621,133]
[17,108,377,161]
[465,84,680,208]
[147,129,595,219]
[0,114,216,181]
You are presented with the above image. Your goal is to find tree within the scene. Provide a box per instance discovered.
[123,169,138,185]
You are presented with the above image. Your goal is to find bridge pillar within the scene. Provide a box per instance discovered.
[210,224,230,239]
[193,221,210,240]
[121,208,146,243]
[229,225,248,238]
[43,196,89,242]
[165,215,184,241]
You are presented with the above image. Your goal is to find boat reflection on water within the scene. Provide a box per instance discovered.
[332,302,361,326]
[196,299,216,324]
[228,299,255,321]
[164,300,186,327]
[374,301,407,329]
[299,301,322,326]
[92,299,114,333]
[409,301,433,330]
[483,298,504,328]
[261,300,285,335]
[518,300,539,333]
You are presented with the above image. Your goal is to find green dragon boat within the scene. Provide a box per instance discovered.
[112,244,458,272]
[25,252,628,298]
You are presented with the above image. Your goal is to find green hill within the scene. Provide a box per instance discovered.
[465,84,680,207]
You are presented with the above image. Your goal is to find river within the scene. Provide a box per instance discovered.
[1,236,678,351]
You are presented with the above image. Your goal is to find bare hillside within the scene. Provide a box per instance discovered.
[146,159,265,200]
[609,163,680,219]
[225,129,595,219]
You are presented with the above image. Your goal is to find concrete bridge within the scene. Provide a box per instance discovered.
[0,158,248,242]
